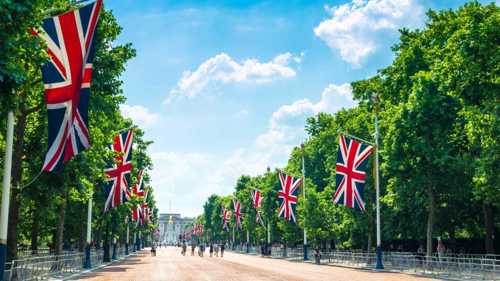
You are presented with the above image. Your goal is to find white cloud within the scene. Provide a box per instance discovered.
[314,0,423,66]
[166,52,301,103]
[233,109,249,118]
[152,84,355,216]
[120,104,160,127]
[257,83,355,157]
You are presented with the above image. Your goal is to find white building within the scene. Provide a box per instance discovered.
[158,213,193,245]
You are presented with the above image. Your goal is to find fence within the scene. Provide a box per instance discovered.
[229,246,500,281]
[4,247,134,281]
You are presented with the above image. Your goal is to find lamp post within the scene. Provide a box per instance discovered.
[84,195,93,269]
[0,112,14,280]
[373,93,384,270]
[301,143,308,261]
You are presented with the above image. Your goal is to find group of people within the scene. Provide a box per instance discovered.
[180,241,226,258]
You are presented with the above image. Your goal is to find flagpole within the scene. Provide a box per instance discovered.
[266,221,270,255]
[0,112,14,280]
[84,195,93,269]
[125,220,129,255]
[301,143,308,261]
[232,225,235,250]
[374,94,384,270]
[246,229,249,253]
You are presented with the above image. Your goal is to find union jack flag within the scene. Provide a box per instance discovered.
[233,199,243,229]
[141,202,150,224]
[221,207,230,231]
[104,130,134,212]
[333,135,373,211]
[198,224,203,236]
[33,0,102,172]
[256,211,265,227]
[131,169,145,224]
[251,189,262,209]
[250,189,264,226]
[278,171,302,223]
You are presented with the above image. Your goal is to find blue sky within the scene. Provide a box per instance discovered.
[105,0,496,217]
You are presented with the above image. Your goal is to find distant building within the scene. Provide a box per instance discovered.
[158,213,194,244]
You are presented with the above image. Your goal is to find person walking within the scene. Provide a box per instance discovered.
[191,242,196,256]
[437,238,445,262]
[181,241,187,256]
[214,243,219,257]
[209,243,214,257]
[220,242,225,258]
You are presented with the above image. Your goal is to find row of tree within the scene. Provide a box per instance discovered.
[0,1,158,261]
[189,2,500,256]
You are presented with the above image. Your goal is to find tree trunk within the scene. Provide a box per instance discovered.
[426,187,435,257]
[7,112,27,261]
[483,202,494,254]
[30,203,40,255]
[55,189,69,255]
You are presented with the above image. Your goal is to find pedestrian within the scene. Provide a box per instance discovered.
[417,244,424,264]
[314,247,321,265]
[220,242,225,258]
[191,242,196,256]
[200,243,205,257]
[209,243,213,257]
[151,244,156,256]
[437,238,445,262]
[214,243,219,257]
[181,241,187,256]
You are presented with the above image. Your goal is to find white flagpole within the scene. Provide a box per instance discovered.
[266,221,270,255]
[0,112,14,278]
[301,143,308,260]
[84,196,92,268]
[374,94,383,270]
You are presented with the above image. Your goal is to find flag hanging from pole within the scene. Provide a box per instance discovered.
[278,171,302,223]
[251,189,262,209]
[104,130,134,212]
[333,134,373,211]
[251,189,265,227]
[131,169,145,224]
[221,207,230,232]
[34,0,103,172]
[233,199,243,229]
[256,211,265,227]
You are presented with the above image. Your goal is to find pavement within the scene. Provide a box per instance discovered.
[70,246,441,281]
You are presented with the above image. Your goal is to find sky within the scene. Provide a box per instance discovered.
[105,0,496,217]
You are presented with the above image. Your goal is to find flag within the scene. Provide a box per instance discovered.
[141,202,150,224]
[256,211,265,227]
[278,171,302,222]
[251,189,265,227]
[34,0,102,171]
[233,199,243,229]
[131,169,145,224]
[198,224,203,236]
[333,134,373,211]
[251,189,262,209]
[104,130,134,212]
[222,207,230,231]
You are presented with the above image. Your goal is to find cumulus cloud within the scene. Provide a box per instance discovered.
[257,83,355,156]
[120,104,160,127]
[314,0,423,66]
[165,52,302,103]
[153,84,355,216]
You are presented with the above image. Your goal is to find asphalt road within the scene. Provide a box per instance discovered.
[72,247,440,281]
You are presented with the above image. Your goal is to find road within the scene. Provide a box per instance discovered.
[73,247,440,281]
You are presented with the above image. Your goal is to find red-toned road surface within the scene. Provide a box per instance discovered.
[73,247,440,281]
